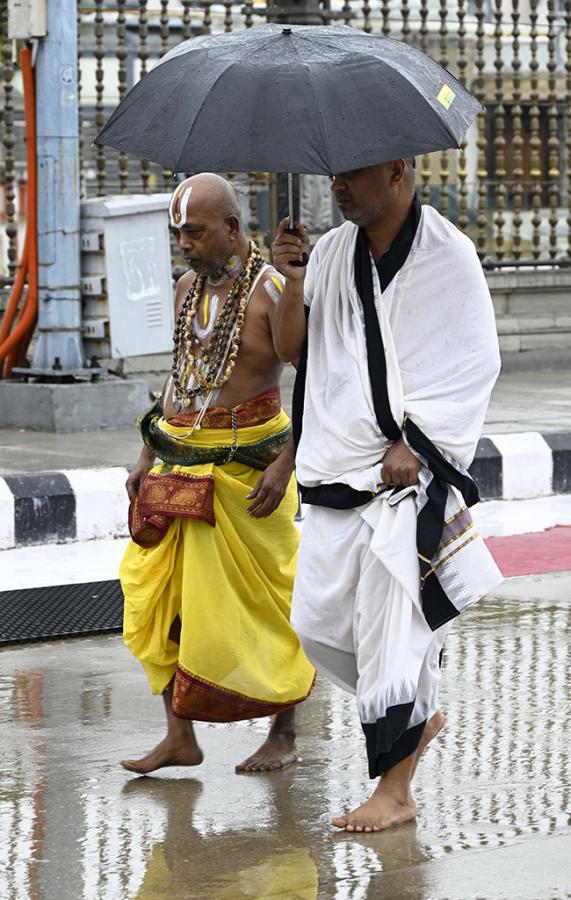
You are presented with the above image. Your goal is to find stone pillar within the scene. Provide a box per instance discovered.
[33,0,85,372]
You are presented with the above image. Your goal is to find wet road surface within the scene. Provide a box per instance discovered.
[1,573,570,899]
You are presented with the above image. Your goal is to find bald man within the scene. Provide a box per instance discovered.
[119,174,315,776]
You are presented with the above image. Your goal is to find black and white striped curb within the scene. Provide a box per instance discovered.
[470,431,570,501]
[0,468,129,550]
[0,431,569,549]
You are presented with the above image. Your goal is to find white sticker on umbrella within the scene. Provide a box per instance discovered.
[437,84,456,110]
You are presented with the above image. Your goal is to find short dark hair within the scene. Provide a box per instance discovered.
[406,156,416,169]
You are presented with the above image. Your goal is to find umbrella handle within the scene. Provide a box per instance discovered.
[287,172,308,267]
[285,226,309,268]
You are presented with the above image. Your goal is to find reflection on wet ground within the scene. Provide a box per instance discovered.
[1,582,570,899]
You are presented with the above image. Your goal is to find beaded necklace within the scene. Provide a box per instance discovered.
[171,241,264,411]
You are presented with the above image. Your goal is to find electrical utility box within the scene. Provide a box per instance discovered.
[8,0,47,38]
[80,194,174,360]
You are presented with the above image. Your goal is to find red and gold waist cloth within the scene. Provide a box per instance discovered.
[166,387,282,430]
[130,389,292,547]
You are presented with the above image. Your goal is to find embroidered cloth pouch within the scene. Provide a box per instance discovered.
[128,469,216,547]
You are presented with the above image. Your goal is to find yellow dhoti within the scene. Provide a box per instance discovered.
[120,391,315,721]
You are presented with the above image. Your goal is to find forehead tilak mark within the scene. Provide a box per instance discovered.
[169,185,193,228]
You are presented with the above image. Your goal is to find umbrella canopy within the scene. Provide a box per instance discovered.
[95,24,481,175]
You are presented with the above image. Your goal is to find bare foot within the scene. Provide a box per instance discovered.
[121,735,204,775]
[331,791,417,833]
[330,711,445,831]
[235,732,299,773]
[411,709,445,779]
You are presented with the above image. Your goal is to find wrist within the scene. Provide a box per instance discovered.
[274,452,295,474]
[140,446,155,464]
[284,274,306,291]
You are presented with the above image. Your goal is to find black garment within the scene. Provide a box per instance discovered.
[376,192,422,293]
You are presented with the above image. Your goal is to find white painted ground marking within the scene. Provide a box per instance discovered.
[0,476,15,551]
[471,494,571,538]
[0,538,129,591]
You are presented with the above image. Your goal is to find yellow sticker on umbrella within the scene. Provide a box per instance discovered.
[437,84,456,110]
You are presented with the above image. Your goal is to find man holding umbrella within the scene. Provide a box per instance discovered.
[272,158,502,831]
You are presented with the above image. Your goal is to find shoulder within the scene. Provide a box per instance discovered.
[174,269,197,315]
[175,269,196,300]
[417,205,479,263]
[409,207,493,315]
[310,222,353,262]
[259,266,285,303]
[255,263,286,307]
[304,223,356,307]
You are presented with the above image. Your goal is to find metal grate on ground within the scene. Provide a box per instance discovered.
[0,580,123,645]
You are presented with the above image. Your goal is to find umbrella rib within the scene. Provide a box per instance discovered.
[174,61,237,173]
[292,30,475,150]
[363,47,479,146]
[305,70,334,175]
[293,28,383,58]
[285,38,332,175]
[374,56,469,147]
[173,32,290,172]
[246,32,288,55]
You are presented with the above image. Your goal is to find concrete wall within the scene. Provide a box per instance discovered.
[103,270,571,383]
[486,269,571,370]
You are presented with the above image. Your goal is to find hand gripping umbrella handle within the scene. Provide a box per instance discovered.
[285,226,309,268]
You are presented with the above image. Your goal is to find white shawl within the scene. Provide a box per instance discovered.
[296,206,503,622]
[297,206,501,491]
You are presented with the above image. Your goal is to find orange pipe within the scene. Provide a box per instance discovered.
[0,231,28,346]
[4,50,39,377]
[0,45,38,376]
[8,295,37,370]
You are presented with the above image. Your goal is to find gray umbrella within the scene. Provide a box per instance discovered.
[95,24,481,178]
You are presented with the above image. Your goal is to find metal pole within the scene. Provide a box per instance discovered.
[288,172,294,225]
[267,0,323,231]
[33,0,85,371]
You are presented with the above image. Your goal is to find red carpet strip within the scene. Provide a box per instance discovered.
[485,525,571,577]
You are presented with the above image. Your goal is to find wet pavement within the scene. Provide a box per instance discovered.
[1,369,570,474]
[1,573,570,899]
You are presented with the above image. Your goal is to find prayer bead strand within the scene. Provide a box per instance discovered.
[171,242,264,409]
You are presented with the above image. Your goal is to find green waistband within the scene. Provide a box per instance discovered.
[139,401,290,471]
